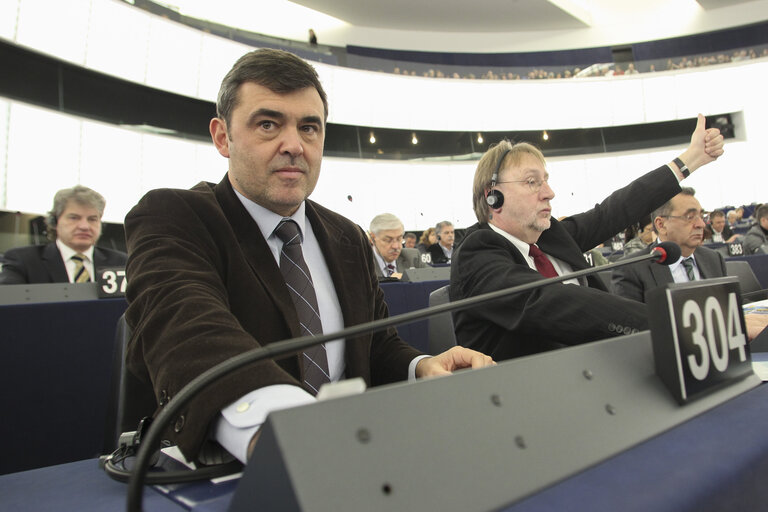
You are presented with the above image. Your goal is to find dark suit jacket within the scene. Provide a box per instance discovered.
[372,247,425,278]
[450,165,681,362]
[704,223,734,241]
[611,244,727,303]
[0,243,127,284]
[427,243,451,264]
[124,175,422,460]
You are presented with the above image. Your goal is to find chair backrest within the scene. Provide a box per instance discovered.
[102,314,158,453]
[428,285,457,355]
[726,260,766,301]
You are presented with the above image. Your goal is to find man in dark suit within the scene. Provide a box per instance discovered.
[704,209,739,243]
[369,213,425,279]
[0,185,126,284]
[427,220,455,264]
[124,49,492,464]
[450,116,726,362]
[612,188,727,302]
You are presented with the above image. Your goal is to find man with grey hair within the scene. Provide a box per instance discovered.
[612,187,728,302]
[427,220,455,264]
[369,213,424,279]
[0,185,126,284]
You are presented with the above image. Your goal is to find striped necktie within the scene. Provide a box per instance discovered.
[71,253,91,283]
[681,257,696,281]
[386,263,395,277]
[274,219,330,395]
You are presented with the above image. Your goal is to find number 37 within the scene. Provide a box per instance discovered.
[101,270,127,294]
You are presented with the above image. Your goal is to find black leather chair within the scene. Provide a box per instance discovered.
[427,285,457,355]
[102,314,157,453]
[726,260,767,302]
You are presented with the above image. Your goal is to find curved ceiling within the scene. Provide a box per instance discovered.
[167,0,768,52]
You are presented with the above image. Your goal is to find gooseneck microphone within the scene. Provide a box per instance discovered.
[126,241,680,512]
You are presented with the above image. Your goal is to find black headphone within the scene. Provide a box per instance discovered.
[485,148,511,209]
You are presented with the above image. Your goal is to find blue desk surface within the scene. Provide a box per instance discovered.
[3,383,768,512]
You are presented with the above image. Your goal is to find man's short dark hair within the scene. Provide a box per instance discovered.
[216,48,328,128]
[651,187,696,233]
[710,209,726,220]
[756,204,768,222]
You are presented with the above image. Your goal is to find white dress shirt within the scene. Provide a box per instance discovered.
[487,224,579,285]
[669,255,702,283]
[214,192,425,462]
[56,239,95,282]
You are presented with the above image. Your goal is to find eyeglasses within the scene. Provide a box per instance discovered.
[661,212,706,224]
[496,176,549,193]
[379,236,404,246]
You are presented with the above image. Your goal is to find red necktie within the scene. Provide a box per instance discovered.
[528,244,558,278]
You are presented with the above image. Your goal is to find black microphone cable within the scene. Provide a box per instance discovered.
[125,241,680,512]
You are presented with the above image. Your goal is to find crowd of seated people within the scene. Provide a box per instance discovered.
[387,45,768,81]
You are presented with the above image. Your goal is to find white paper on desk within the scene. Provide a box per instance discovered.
[160,446,242,483]
[751,353,768,381]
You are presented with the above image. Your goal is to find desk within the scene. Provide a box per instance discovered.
[0,281,444,474]
[379,279,448,353]
[0,298,127,475]
[2,383,768,512]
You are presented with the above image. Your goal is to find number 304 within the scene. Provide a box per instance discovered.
[682,293,747,380]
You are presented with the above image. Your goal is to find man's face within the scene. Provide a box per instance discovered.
[490,154,555,244]
[371,228,404,263]
[404,236,416,249]
[438,225,455,249]
[56,201,102,253]
[210,82,325,217]
[711,215,726,233]
[761,216,768,230]
[656,194,706,257]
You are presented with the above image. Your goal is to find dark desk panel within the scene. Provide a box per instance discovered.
[0,298,127,475]
[0,281,443,474]
[379,280,448,353]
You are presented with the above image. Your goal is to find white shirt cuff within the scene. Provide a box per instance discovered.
[213,384,315,463]
[409,355,432,381]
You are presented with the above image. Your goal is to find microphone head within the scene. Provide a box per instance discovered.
[652,241,681,265]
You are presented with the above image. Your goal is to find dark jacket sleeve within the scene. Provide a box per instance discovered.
[451,230,648,359]
[124,186,302,459]
[611,250,651,303]
[0,248,28,284]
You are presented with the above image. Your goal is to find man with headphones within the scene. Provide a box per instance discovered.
[427,220,455,264]
[0,185,126,284]
[450,115,735,362]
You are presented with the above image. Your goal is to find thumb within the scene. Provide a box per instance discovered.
[695,113,706,133]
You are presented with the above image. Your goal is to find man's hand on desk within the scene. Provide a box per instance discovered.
[745,313,768,342]
[415,346,495,378]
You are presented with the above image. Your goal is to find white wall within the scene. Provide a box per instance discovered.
[0,0,766,230]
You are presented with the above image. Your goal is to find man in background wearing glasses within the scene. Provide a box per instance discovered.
[449,115,734,362]
[612,187,727,302]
